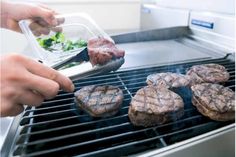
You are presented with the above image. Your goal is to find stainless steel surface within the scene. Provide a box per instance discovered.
[1,115,22,157]
[189,11,235,52]
[166,127,234,157]
[112,26,230,70]
[56,26,227,79]
[0,118,13,150]
[117,39,218,69]
[135,124,235,157]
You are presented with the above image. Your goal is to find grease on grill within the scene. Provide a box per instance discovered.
[74,85,124,117]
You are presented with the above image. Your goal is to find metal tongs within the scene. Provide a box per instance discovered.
[53,48,125,81]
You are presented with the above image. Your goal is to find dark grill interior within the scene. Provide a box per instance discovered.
[13,57,235,157]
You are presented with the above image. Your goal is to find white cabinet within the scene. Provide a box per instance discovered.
[38,0,141,33]
[141,0,235,30]
[155,0,235,14]
[141,4,189,30]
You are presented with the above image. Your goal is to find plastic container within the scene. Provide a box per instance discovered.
[19,13,112,67]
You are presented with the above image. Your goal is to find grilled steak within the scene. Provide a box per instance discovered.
[146,72,191,88]
[128,86,184,127]
[87,37,125,66]
[186,64,230,86]
[191,83,235,121]
[74,85,124,117]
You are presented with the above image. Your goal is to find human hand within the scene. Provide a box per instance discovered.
[0,54,75,117]
[1,1,63,35]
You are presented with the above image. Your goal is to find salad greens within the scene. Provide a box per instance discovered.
[37,32,87,52]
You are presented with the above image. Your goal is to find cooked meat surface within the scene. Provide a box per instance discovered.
[186,64,230,86]
[74,85,124,117]
[87,37,125,66]
[191,83,235,121]
[128,86,184,127]
[146,72,191,88]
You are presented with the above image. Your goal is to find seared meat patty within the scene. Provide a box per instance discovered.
[191,83,235,121]
[128,86,184,127]
[74,85,124,117]
[87,37,125,66]
[146,72,191,88]
[186,64,230,86]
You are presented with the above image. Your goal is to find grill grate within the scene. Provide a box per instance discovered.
[12,57,235,157]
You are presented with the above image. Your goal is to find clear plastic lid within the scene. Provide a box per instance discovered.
[19,13,113,67]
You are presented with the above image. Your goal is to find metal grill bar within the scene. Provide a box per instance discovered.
[15,107,200,156]
[23,103,74,115]
[19,114,128,137]
[17,107,197,144]
[72,122,219,157]
[18,122,131,147]
[18,120,218,157]
[17,112,201,154]
[20,108,77,121]
[20,103,130,125]
[22,115,79,128]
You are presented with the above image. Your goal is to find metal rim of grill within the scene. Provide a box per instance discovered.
[4,57,235,157]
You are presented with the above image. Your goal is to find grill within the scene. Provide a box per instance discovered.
[6,56,235,157]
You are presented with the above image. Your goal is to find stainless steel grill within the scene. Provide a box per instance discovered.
[4,56,235,157]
